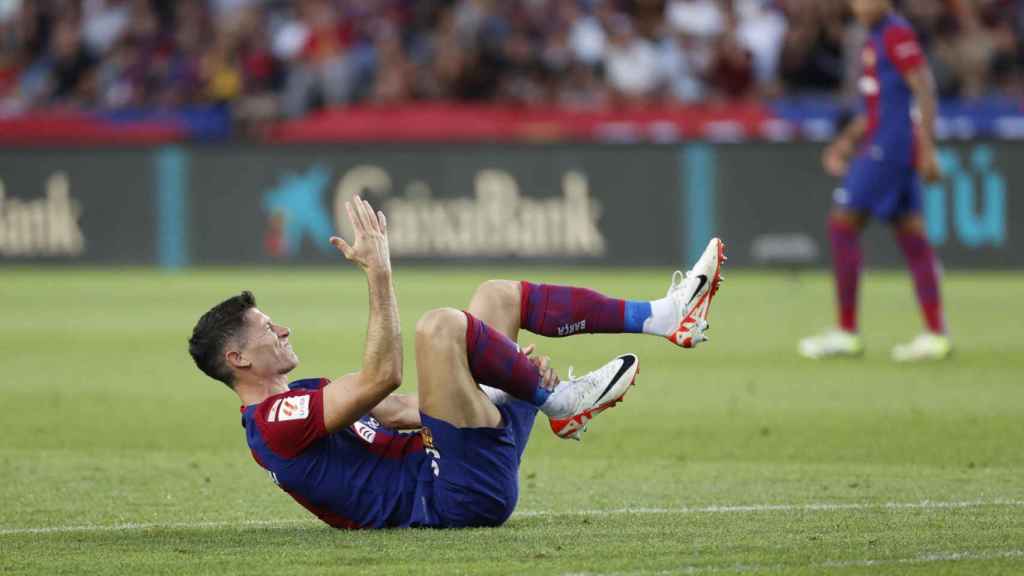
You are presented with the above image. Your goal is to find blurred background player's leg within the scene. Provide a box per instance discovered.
[800,204,869,359]
[886,162,951,361]
[890,214,952,362]
[801,148,888,358]
[830,210,868,335]
[894,215,946,334]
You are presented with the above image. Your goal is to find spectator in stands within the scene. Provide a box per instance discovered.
[733,0,787,95]
[369,21,413,104]
[47,12,98,106]
[568,0,608,69]
[708,10,756,101]
[2,0,1023,119]
[280,0,356,117]
[605,13,660,105]
[779,0,846,95]
[0,1,21,107]
[657,24,707,104]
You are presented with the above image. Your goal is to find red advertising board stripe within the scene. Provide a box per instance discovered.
[266,103,775,143]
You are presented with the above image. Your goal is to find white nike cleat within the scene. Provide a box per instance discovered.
[665,237,726,348]
[892,333,952,362]
[798,329,864,359]
[548,354,639,441]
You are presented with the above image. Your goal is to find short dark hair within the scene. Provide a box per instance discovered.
[189,291,257,387]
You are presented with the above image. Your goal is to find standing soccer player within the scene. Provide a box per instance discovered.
[800,0,950,361]
[188,195,726,529]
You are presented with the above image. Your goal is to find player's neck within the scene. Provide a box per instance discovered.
[234,374,290,406]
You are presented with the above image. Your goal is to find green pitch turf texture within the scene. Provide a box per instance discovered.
[1,267,1022,575]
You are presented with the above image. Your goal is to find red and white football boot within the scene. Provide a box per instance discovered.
[665,238,726,348]
[548,354,639,441]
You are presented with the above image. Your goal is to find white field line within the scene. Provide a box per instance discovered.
[514,498,1024,518]
[1,498,1022,536]
[562,549,1024,575]
[0,518,316,536]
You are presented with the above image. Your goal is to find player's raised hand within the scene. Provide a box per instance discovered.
[329,195,392,276]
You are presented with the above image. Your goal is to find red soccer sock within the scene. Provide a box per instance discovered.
[520,281,642,337]
[464,312,548,406]
[829,216,862,332]
[895,228,946,334]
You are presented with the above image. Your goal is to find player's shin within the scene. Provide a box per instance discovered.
[829,215,863,332]
[464,311,560,413]
[895,228,946,334]
[518,281,654,337]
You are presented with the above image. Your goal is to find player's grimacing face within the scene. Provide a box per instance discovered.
[239,308,299,376]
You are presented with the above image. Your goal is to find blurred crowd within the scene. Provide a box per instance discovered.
[0,0,1022,122]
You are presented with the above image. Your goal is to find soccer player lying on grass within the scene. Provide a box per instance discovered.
[188,196,725,529]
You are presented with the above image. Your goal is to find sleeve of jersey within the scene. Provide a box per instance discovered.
[255,389,328,459]
[884,26,925,74]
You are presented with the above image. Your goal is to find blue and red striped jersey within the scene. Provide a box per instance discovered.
[240,378,437,528]
[858,13,927,164]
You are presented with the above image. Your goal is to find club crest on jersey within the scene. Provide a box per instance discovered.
[420,426,435,450]
[353,421,376,443]
[268,395,310,422]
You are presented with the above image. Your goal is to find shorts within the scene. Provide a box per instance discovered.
[416,400,538,528]
[835,149,922,221]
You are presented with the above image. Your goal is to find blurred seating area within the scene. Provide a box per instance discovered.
[0,0,1021,140]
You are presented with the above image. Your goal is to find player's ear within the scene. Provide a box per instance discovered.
[225,349,251,370]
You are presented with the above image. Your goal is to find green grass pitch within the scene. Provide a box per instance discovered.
[1,266,1022,575]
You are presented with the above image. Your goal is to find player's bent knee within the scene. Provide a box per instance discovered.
[472,279,519,308]
[415,308,466,345]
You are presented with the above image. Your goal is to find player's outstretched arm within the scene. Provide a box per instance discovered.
[321,195,403,433]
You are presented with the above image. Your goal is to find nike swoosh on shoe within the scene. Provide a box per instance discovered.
[688,274,708,305]
[595,354,636,404]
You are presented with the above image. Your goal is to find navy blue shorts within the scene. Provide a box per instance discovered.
[836,150,922,221]
[417,400,538,528]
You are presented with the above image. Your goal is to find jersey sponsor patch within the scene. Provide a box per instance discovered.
[353,421,376,443]
[273,395,310,422]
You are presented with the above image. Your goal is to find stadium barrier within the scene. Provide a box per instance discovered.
[0,142,1016,269]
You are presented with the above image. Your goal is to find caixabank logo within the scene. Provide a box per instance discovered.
[925,145,1006,248]
[261,165,335,258]
[259,163,607,260]
[0,172,85,258]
